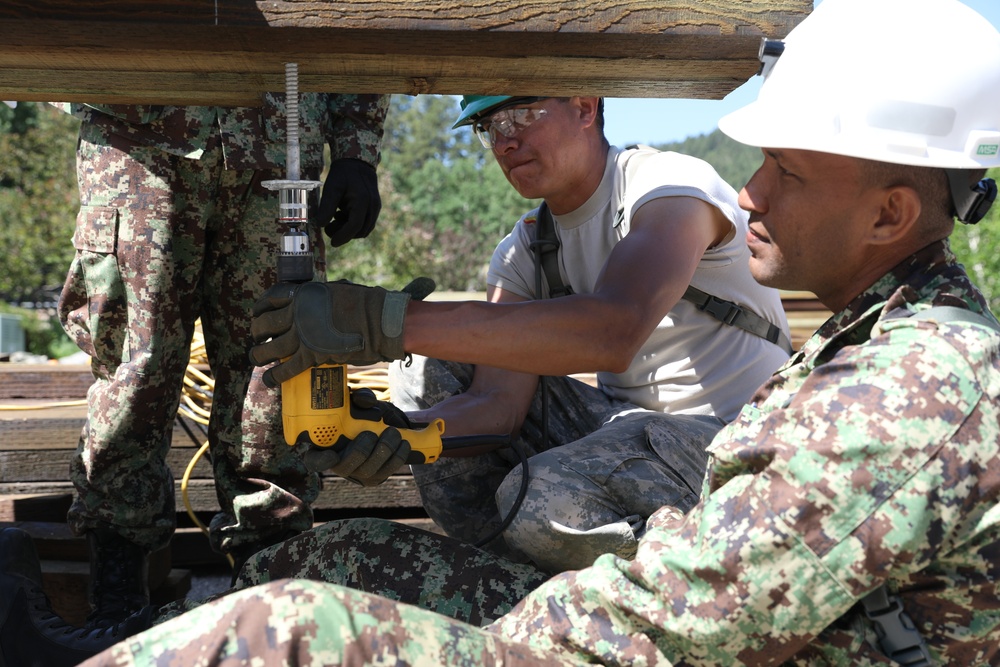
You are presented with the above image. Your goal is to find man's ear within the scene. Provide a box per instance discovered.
[870,185,922,245]
[574,96,601,128]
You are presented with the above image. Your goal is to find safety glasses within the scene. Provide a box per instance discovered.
[473,106,549,149]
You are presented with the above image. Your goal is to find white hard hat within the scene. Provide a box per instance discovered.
[719,0,1000,171]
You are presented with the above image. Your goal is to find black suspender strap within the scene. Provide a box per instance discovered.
[683,285,793,355]
[531,201,574,298]
[531,201,793,352]
[860,586,933,667]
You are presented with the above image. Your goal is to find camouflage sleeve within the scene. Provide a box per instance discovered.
[325,94,390,168]
[49,103,169,126]
[489,321,994,665]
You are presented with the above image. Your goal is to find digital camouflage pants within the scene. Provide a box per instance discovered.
[391,357,723,573]
[105,519,571,666]
[86,579,584,667]
[156,517,551,626]
[59,125,324,555]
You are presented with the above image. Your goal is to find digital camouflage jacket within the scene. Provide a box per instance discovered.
[52,94,389,170]
[491,239,1000,666]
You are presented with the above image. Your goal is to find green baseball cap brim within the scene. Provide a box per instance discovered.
[452,96,544,129]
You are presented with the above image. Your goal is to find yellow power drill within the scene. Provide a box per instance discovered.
[280,363,446,463]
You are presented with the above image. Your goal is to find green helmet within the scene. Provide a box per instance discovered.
[452,95,543,129]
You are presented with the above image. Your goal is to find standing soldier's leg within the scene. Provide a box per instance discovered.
[205,168,324,571]
[59,131,211,626]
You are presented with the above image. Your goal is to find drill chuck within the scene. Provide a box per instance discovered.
[264,181,321,283]
[277,228,313,283]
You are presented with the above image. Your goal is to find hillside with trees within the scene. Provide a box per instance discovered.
[1,96,998,356]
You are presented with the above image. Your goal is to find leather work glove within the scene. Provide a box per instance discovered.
[317,158,381,247]
[250,277,435,388]
[303,388,416,486]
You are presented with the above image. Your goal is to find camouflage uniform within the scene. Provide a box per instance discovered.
[155,517,551,627]
[83,241,1000,665]
[55,96,389,556]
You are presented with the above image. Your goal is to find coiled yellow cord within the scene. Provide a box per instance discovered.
[176,329,214,545]
[0,399,87,410]
[177,325,392,556]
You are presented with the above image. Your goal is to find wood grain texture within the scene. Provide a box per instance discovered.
[0,0,811,103]
[0,476,425,513]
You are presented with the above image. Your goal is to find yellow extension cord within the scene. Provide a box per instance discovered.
[0,322,391,565]
[176,330,392,562]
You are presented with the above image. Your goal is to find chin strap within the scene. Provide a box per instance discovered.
[947,170,997,224]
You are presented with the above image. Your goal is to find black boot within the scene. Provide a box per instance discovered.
[0,527,153,667]
[86,524,150,628]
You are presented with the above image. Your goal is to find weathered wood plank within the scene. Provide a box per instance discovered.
[0,364,94,400]
[0,400,204,451]
[0,0,812,103]
[0,448,214,483]
[0,475,425,513]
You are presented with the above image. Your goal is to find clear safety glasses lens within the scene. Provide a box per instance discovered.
[474,107,548,149]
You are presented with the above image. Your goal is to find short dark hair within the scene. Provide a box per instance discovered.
[859,159,955,235]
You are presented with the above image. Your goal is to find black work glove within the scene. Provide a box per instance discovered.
[250,277,435,388]
[317,158,381,247]
[302,388,416,486]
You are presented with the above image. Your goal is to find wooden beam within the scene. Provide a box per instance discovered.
[0,1,811,105]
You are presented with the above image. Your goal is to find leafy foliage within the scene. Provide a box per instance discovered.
[948,168,1000,313]
[0,103,80,305]
[328,95,538,291]
[654,130,763,192]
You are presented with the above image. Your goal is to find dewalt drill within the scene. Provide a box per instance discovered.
[263,63,447,464]
[280,363,446,463]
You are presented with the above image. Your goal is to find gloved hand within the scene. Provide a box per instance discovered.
[250,277,435,388]
[302,388,416,486]
[317,158,381,247]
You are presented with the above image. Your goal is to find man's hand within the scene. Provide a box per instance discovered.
[317,158,380,247]
[302,388,416,486]
[250,277,435,388]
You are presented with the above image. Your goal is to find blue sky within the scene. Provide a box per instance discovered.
[604,0,1000,147]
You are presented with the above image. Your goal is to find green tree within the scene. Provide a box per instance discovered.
[0,103,81,357]
[329,95,537,291]
[654,130,763,192]
[949,168,1000,312]
[0,102,80,304]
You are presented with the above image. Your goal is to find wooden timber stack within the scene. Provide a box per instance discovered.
[0,290,828,520]
[0,363,431,523]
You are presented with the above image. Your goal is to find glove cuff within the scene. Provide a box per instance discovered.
[379,290,411,360]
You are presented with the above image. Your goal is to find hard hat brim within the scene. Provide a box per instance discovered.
[720,99,998,171]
